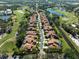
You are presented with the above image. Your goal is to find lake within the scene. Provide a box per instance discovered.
[0,15,11,21]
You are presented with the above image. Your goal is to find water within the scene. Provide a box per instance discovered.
[0,15,11,21]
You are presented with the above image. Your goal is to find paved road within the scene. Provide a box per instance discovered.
[37,11,45,55]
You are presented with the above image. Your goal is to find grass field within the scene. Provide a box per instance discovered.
[54,23,71,52]
[48,8,78,25]
[61,28,79,53]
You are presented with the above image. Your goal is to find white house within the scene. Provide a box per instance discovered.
[4,9,12,14]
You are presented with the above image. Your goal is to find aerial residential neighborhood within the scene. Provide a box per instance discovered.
[0,0,79,59]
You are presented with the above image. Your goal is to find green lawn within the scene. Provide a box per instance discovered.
[0,40,17,54]
[60,38,70,52]
[59,11,78,25]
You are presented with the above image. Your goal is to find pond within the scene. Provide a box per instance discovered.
[0,15,11,21]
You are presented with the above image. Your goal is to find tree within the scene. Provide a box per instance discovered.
[16,20,28,48]
[64,49,76,59]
